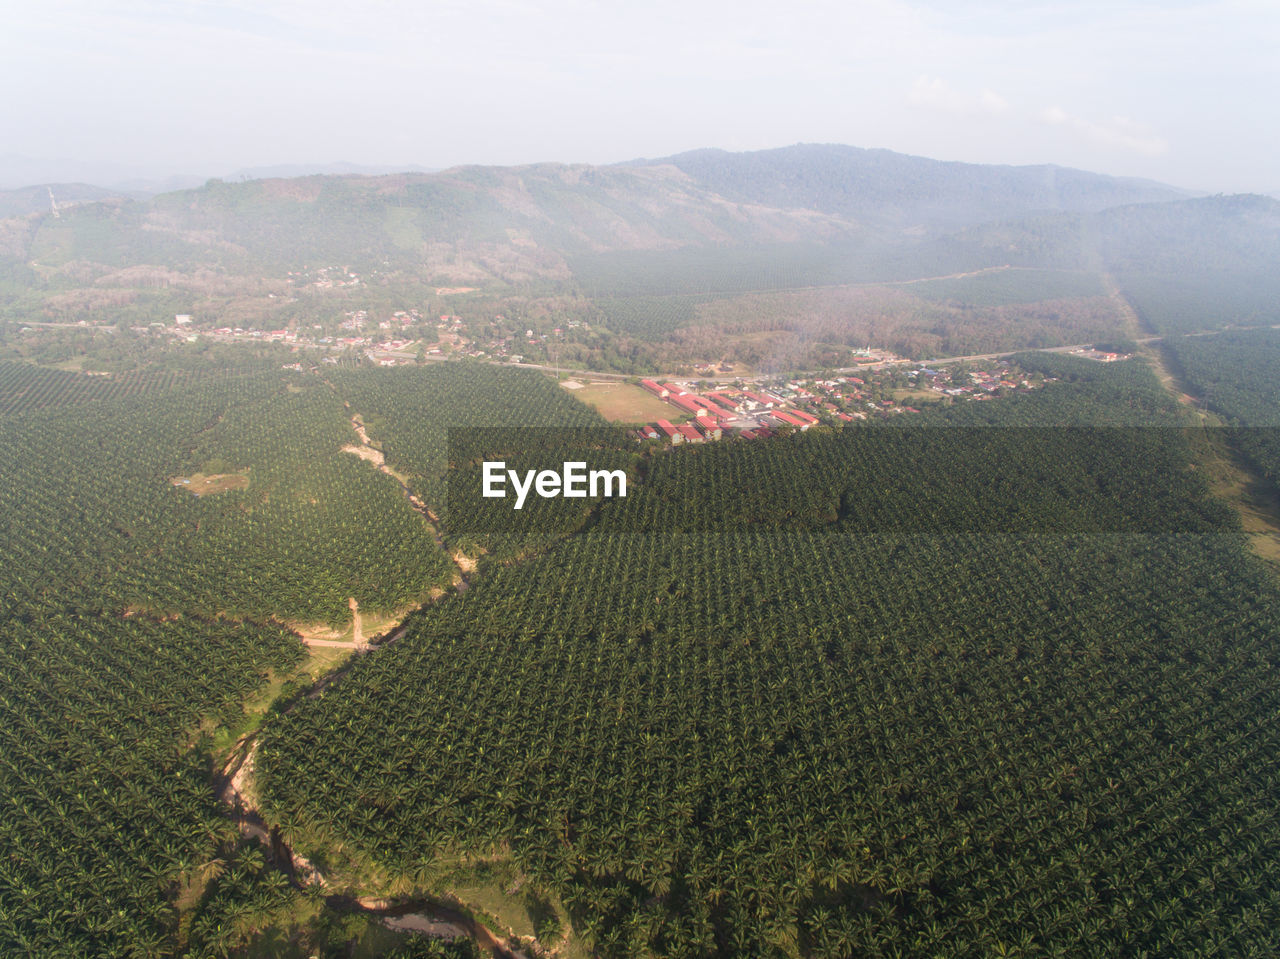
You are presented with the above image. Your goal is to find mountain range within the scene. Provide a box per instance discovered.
[2,144,1277,342]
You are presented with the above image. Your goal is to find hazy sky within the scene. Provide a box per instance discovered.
[3,0,1277,191]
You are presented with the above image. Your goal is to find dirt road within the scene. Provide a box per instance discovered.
[349,597,363,647]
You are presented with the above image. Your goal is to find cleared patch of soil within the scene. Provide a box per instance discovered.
[342,443,385,466]
[171,472,249,496]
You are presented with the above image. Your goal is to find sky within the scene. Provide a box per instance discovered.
[2,0,1277,192]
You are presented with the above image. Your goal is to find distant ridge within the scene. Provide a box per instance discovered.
[226,161,435,181]
[0,154,433,196]
[0,182,130,219]
[3,144,1265,299]
[634,143,1195,228]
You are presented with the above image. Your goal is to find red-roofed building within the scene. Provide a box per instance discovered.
[655,420,680,442]
[669,394,705,415]
[738,390,776,408]
[771,410,811,429]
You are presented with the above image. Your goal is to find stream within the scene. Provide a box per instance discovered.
[213,573,512,955]
[209,407,500,952]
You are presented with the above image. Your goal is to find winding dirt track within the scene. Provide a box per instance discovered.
[217,571,522,955]
[349,596,363,647]
[213,410,505,951]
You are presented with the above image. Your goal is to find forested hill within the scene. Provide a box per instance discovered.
[2,146,1196,281]
[4,149,1277,353]
[1096,193,1280,274]
[634,144,1192,228]
[6,163,857,278]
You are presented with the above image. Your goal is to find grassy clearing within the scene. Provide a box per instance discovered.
[891,387,939,403]
[429,856,575,951]
[208,644,355,757]
[569,381,683,423]
[1187,427,1280,569]
[290,618,356,643]
[238,897,414,959]
[359,605,417,642]
[1149,344,1280,573]
[171,471,250,496]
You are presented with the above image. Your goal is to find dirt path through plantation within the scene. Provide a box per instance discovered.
[218,571,520,956]
[349,596,363,646]
[341,415,461,563]
[1122,283,1280,570]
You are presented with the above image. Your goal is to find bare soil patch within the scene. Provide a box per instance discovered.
[171,472,249,496]
[291,621,347,642]
[341,443,385,466]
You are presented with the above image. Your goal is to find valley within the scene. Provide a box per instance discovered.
[4,146,1280,958]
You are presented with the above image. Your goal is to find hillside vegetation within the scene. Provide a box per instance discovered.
[3,148,1278,372]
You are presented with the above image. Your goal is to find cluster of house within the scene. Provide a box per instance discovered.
[632,360,1054,445]
[635,380,822,443]
[210,327,298,342]
[803,363,1048,413]
[201,320,419,367]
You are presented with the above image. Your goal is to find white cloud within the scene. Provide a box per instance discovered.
[907,75,1009,116]
[1040,106,1169,156]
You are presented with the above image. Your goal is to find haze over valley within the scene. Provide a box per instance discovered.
[5,144,1279,377]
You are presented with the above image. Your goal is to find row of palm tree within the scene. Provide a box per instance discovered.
[259,452,1280,957]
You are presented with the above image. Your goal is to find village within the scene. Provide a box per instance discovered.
[616,361,1050,443]
[154,305,1061,433]
[91,296,1119,428]
[202,307,424,365]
